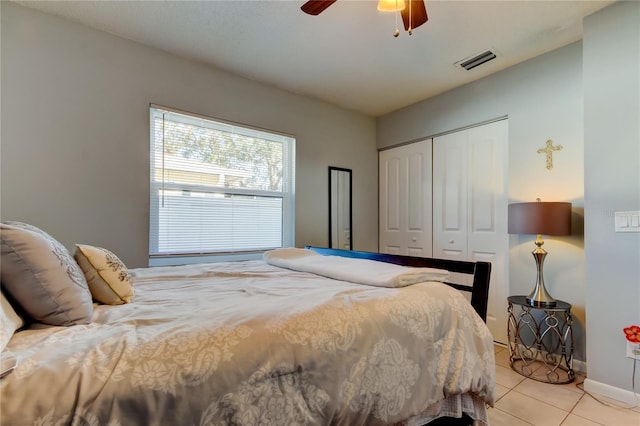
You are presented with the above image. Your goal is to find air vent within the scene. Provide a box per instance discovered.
[455,50,497,71]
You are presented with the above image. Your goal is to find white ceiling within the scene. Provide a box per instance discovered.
[15,0,615,116]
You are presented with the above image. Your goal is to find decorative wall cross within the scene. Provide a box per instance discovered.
[537,139,563,170]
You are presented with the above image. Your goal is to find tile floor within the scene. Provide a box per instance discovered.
[489,344,640,426]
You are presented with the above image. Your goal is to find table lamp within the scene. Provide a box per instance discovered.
[508,199,572,307]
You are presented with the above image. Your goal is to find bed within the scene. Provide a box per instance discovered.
[0,222,494,426]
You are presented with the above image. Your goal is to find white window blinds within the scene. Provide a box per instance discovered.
[149,106,295,264]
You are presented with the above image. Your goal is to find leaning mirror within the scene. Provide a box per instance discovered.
[329,166,352,250]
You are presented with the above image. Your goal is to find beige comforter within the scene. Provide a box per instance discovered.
[0,260,495,425]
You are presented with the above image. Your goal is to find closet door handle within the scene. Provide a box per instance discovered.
[449,240,455,244]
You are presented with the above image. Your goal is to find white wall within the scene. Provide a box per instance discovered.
[378,42,587,361]
[0,2,379,268]
[583,1,640,401]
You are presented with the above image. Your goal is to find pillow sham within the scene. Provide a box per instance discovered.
[0,221,93,326]
[74,244,133,305]
[0,291,24,352]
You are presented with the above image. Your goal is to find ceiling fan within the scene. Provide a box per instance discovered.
[301,0,428,36]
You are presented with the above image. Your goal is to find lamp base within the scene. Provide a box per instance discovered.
[527,243,557,308]
[526,297,557,308]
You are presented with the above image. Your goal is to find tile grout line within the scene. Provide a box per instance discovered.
[491,406,536,426]
[567,391,586,414]
[510,386,573,411]
[563,393,608,426]
[557,410,571,426]
[492,348,638,426]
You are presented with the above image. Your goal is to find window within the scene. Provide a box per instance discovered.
[149,105,295,266]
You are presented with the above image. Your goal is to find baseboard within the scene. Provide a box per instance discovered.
[573,359,587,375]
[583,378,639,406]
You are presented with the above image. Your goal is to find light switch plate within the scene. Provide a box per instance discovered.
[615,211,640,233]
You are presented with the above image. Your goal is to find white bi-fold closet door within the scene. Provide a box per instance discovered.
[379,119,508,344]
[379,139,433,257]
[433,119,508,344]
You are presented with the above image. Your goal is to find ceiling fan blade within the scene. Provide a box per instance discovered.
[301,0,337,16]
[401,0,428,31]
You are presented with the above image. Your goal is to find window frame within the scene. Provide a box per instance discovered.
[148,104,295,266]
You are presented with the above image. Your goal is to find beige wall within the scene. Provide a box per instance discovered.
[0,2,379,268]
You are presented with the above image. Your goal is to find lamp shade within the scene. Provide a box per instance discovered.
[508,202,572,236]
[377,0,405,12]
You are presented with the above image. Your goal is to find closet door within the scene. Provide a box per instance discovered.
[379,139,433,257]
[432,131,468,262]
[467,121,509,345]
[433,120,509,344]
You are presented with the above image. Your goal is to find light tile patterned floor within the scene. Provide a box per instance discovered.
[489,345,640,426]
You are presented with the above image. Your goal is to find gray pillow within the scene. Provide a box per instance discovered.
[0,222,93,326]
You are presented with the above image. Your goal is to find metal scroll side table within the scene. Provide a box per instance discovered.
[507,295,575,384]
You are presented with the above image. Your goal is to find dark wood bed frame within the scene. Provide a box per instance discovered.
[305,246,492,323]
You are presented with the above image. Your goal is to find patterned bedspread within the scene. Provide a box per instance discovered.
[0,259,495,425]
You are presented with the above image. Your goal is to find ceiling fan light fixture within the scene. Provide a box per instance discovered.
[377,0,405,12]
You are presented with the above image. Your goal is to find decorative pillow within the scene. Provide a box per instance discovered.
[0,291,24,352]
[0,222,93,326]
[74,244,133,305]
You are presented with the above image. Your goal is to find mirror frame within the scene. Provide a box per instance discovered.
[328,166,353,250]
